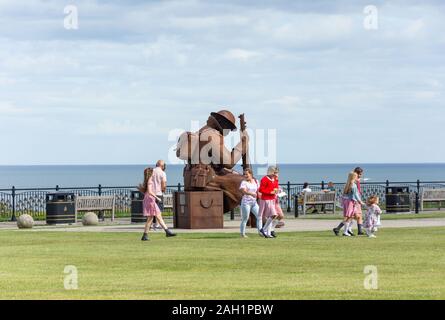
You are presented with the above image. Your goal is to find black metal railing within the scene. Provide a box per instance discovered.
[1,180,445,220]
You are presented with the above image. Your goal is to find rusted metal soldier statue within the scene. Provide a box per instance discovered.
[176,110,250,213]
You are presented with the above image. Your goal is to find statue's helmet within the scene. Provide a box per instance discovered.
[210,110,237,131]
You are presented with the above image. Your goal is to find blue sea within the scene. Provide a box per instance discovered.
[0,163,445,189]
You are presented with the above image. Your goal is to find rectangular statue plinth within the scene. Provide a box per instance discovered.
[173,191,224,229]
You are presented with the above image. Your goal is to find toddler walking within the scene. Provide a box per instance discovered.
[364,196,382,238]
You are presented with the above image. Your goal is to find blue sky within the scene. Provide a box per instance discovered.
[0,0,444,165]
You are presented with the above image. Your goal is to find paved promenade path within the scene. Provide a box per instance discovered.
[1,217,445,233]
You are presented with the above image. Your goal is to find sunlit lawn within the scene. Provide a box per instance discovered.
[0,227,444,299]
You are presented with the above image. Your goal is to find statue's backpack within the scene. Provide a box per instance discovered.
[176,131,212,189]
[176,131,199,162]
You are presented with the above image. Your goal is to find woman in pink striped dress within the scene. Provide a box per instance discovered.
[139,167,176,241]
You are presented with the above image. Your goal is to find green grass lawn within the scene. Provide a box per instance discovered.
[0,227,444,300]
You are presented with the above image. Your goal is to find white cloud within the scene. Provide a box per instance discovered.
[404,19,425,37]
[81,120,157,136]
[168,14,250,29]
[263,96,322,111]
[0,75,16,85]
[142,37,193,67]
[223,48,262,62]
[251,12,354,47]
[0,0,444,164]
[412,90,440,100]
[0,101,32,115]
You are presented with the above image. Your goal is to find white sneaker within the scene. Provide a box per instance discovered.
[368,234,377,238]
[241,234,248,238]
[343,232,351,237]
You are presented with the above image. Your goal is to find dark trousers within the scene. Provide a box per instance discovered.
[154,196,164,224]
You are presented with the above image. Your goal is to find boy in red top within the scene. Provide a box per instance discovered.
[258,166,280,238]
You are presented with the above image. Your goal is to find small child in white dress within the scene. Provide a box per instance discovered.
[364,196,382,238]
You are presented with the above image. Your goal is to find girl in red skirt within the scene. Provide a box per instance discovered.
[258,166,280,238]
[139,168,176,241]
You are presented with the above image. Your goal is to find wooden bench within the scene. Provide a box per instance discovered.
[163,193,173,210]
[295,191,336,216]
[420,188,445,211]
[75,195,116,222]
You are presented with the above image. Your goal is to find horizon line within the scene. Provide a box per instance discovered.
[1,162,445,167]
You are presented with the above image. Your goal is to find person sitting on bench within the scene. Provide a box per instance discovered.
[301,182,318,213]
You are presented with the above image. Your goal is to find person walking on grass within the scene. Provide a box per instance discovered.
[351,167,365,235]
[239,168,261,238]
[270,168,285,235]
[258,166,280,238]
[139,167,176,241]
[150,160,167,231]
[364,195,382,238]
[333,172,364,236]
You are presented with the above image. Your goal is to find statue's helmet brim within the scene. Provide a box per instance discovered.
[211,110,237,131]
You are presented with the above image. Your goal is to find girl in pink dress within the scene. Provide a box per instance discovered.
[139,168,176,241]
[270,168,285,237]
[333,172,364,236]
[364,196,382,238]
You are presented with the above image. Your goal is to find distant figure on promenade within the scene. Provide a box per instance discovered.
[364,195,382,238]
[301,182,311,194]
[301,182,318,214]
[239,168,261,238]
[151,160,167,231]
[332,172,364,236]
[139,167,176,241]
[322,182,336,212]
[325,181,335,192]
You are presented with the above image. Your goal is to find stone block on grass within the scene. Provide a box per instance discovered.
[17,214,34,229]
[82,212,99,226]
